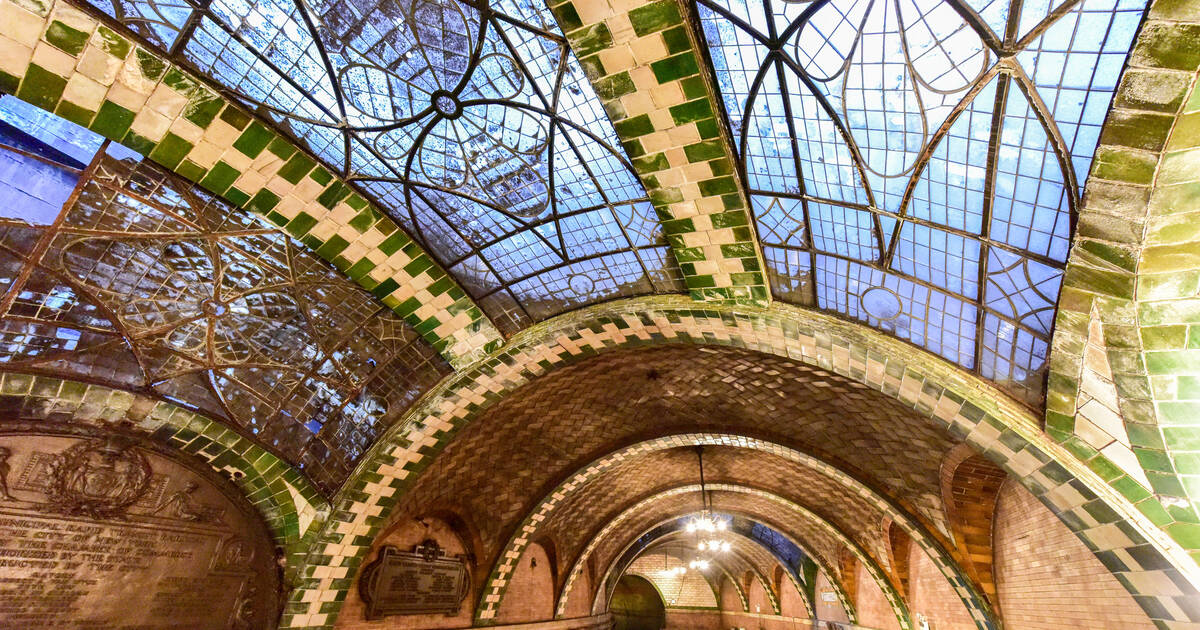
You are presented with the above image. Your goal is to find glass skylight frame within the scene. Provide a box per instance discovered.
[688,0,1148,407]
[80,0,683,334]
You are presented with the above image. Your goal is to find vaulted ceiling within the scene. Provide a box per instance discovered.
[1,0,1199,628]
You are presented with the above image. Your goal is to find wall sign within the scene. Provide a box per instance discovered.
[359,539,469,619]
[0,425,280,629]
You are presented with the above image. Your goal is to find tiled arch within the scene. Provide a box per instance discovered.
[284,295,1200,629]
[553,484,816,620]
[626,529,780,614]
[473,433,992,628]
[588,485,903,628]
[0,372,330,562]
[1045,0,1200,547]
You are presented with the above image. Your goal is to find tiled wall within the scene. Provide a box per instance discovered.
[993,480,1157,629]
[854,561,901,630]
[1046,0,1200,550]
[906,541,976,630]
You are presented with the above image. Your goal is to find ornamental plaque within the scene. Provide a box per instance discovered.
[0,425,280,629]
[359,539,469,619]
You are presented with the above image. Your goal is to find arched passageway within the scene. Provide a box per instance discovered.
[611,574,668,630]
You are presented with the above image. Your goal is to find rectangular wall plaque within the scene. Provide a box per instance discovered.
[359,541,468,619]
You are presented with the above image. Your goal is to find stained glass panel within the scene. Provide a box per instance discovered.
[694,0,1146,406]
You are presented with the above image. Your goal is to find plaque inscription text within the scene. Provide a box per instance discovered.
[359,540,469,619]
[0,430,278,629]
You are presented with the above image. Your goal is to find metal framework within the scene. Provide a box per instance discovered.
[86,0,683,334]
[0,98,450,493]
[689,0,1146,406]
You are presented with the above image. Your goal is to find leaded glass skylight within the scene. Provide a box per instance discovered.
[83,0,683,334]
[0,96,450,493]
[692,0,1146,406]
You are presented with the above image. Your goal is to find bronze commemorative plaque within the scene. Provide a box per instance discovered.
[359,539,469,619]
[0,425,280,629]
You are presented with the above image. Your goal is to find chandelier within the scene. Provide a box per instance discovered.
[686,446,729,567]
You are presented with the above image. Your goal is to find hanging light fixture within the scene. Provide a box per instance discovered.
[686,446,729,567]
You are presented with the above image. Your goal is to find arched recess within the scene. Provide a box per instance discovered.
[477,433,989,628]
[552,484,815,620]
[941,444,1007,609]
[492,540,555,624]
[743,566,779,615]
[285,296,1199,630]
[610,574,667,630]
[883,518,913,601]
[718,572,748,612]
[586,488,904,629]
[839,549,860,612]
[0,372,328,560]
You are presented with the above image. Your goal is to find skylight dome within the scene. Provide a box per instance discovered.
[692,0,1146,405]
[90,0,682,333]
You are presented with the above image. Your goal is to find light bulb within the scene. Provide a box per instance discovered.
[721,541,731,552]
[716,520,727,531]
[698,541,707,551]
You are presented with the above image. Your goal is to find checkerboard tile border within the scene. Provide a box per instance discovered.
[475,434,992,629]
[0,372,330,562]
[0,0,501,367]
[548,0,770,305]
[281,295,1199,629]
[1046,0,1200,544]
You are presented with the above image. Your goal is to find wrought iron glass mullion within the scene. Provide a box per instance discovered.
[434,198,650,267]
[971,73,1011,372]
[774,53,879,208]
[769,241,985,306]
[1007,63,1080,213]
[757,188,1064,269]
[942,0,1006,53]
[547,117,658,281]
[880,63,1002,269]
[291,0,349,120]
[405,185,534,321]
[769,53,820,306]
[167,0,209,57]
[186,9,343,125]
[1014,0,1086,50]
[0,140,110,316]
[488,14,561,117]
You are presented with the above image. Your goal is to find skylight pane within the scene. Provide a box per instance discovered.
[83,0,682,328]
[695,0,1148,407]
